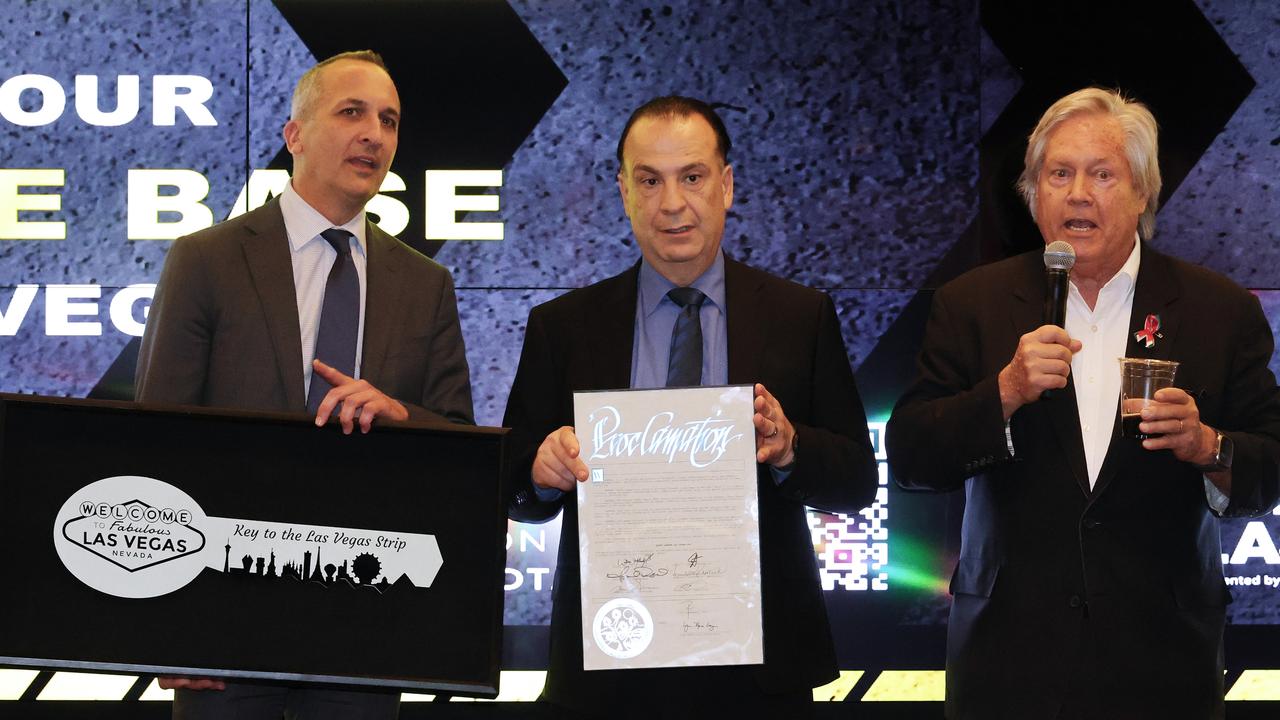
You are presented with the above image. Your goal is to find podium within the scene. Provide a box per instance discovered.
[0,394,507,696]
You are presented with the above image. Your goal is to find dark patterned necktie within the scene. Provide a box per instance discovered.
[665,287,707,387]
[306,228,358,413]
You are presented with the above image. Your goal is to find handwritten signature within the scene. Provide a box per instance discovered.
[606,553,669,591]
[681,601,719,634]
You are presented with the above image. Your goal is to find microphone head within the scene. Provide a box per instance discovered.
[1044,241,1076,272]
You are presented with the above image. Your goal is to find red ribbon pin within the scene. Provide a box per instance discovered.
[1135,313,1160,348]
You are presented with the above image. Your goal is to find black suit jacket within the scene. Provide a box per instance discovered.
[887,245,1280,719]
[503,257,878,711]
[136,198,474,425]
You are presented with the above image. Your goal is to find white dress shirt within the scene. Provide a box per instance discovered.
[1060,239,1227,510]
[277,182,368,392]
[1065,240,1140,489]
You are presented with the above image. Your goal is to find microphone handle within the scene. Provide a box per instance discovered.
[1041,268,1071,400]
[1043,268,1070,328]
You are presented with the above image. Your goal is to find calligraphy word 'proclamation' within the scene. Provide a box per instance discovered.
[587,406,744,468]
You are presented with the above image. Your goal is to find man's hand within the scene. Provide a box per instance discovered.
[532,426,589,492]
[997,325,1082,419]
[1138,387,1217,465]
[753,383,796,467]
[157,677,225,691]
[311,359,409,434]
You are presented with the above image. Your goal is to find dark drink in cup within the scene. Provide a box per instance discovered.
[1120,413,1160,439]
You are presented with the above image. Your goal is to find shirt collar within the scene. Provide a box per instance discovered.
[279,181,367,256]
[1069,234,1142,301]
[638,251,727,318]
[1104,234,1142,298]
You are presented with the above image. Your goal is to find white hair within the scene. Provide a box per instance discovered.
[1017,88,1162,240]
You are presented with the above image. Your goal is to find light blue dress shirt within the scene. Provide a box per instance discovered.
[630,251,728,388]
[535,252,784,502]
[278,182,368,393]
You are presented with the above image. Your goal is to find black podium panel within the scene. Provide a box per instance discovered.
[0,394,507,696]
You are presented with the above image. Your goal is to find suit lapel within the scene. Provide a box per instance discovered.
[587,264,639,391]
[725,258,766,385]
[360,223,401,384]
[241,199,306,410]
[1011,255,1090,495]
[1121,247,1181,364]
[1092,245,1181,497]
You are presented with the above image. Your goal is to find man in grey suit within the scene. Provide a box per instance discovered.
[136,50,473,719]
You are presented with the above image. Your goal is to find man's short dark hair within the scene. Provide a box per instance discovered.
[615,95,732,167]
[291,50,391,121]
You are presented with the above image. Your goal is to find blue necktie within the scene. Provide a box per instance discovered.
[666,287,707,387]
[306,229,359,413]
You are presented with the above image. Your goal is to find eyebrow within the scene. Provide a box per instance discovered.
[631,161,710,176]
[1046,153,1117,166]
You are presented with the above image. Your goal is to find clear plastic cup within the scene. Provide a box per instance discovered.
[1118,358,1179,439]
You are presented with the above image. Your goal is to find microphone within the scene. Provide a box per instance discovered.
[1043,241,1075,328]
[1041,241,1075,400]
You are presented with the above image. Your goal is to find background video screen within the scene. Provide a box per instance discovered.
[3,0,1279,671]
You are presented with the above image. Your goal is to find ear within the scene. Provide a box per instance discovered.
[283,119,302,154]
[721,164,734,211]
[1136,191,1151,217]
[616,169,631,219]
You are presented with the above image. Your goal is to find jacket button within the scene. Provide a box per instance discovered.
[1083,518,1100,529]
[1069,595,1083,608]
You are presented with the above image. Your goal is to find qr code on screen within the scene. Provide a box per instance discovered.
[807,423,889,591]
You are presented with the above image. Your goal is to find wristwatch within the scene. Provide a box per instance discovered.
[1194,429,1233,474]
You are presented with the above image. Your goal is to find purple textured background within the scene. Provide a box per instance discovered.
[3,0,1280,632]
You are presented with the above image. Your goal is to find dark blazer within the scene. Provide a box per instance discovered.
[887,245,1280,720]
[503,256,879,711]
[135,198,474,425]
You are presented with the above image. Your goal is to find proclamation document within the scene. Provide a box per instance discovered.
[573,385,763,671]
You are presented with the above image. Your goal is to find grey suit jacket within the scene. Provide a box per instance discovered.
[136,198,474,426]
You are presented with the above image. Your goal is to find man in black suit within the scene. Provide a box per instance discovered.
[137,50,473,719]
[503,96,879,718]
[888,87,1280,719]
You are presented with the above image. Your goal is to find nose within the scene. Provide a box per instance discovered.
[358,117,386,147]
[659,179,686,214]
[1067,173,1090,205]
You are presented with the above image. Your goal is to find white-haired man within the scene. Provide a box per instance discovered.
[888,88,1280,719]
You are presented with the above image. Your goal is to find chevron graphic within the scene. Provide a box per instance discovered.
[855,0,1255,415]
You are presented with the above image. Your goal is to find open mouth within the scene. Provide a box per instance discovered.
[348,156,378,171]
[1064,219,1097,232]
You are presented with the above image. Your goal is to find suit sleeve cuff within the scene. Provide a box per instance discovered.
[1204,476,1230,514]
[534,483,565,502]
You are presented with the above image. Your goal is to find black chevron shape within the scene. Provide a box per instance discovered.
[268,0,568,259]
[854,0,1255,416]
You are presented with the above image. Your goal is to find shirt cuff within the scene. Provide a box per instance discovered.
[1203,476,1230,514]
[769,464,792,486]
[534,483,565,502]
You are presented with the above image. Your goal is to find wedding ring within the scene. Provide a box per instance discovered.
[767,427,779,438]
[1179,420,1184,433]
